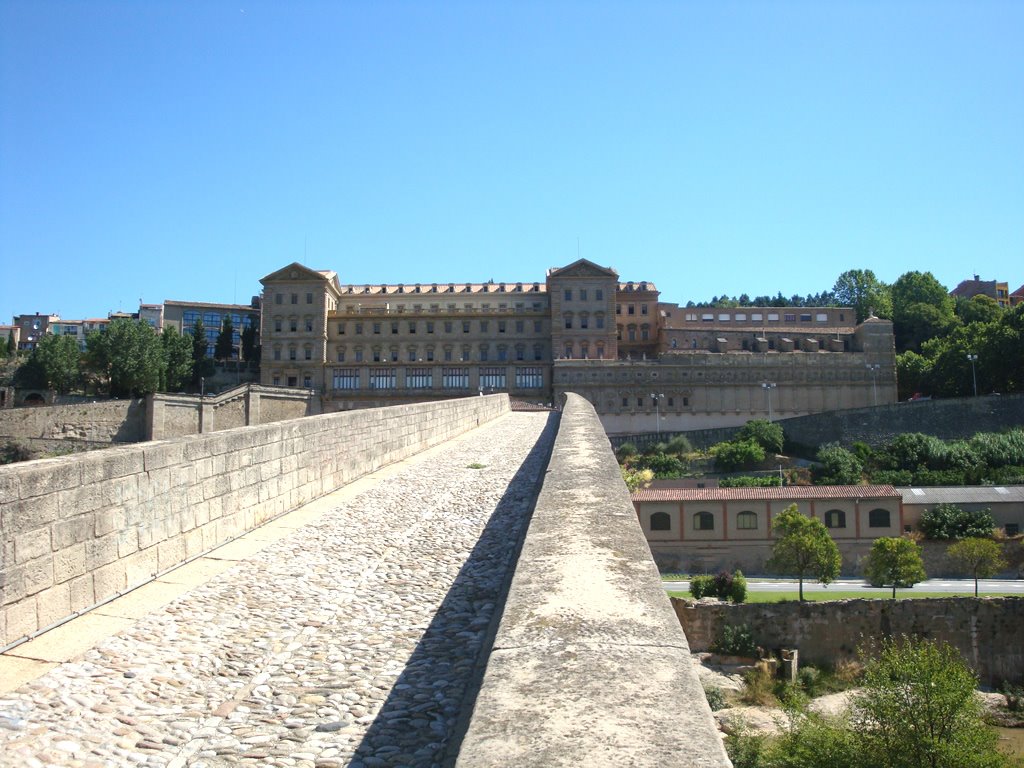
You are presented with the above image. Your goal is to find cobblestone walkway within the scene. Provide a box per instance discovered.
[0,411,556,768]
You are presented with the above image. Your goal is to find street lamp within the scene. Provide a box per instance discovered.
[866,364,880,406]
[761,382,776,422]
[966,353,978,397]
[650,393,664,435]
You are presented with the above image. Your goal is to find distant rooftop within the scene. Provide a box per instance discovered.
[632,485,900,502]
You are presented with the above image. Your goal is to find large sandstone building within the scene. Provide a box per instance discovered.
[259,260,896,434]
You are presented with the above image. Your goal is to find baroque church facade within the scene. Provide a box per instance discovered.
[258,260,896,434]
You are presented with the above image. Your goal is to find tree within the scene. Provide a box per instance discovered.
[190,319,214,389]
[856,636,1010,768]
[215,315,235,361]
[161,327,193,392]
[890,271,957,352]
[85,319,165,397]
[813,444,863,485]
[919,504,996,540]
[3,330,15,358]
[31,334,81,394]
[240,321,259,363]
[736,419,784,454]
[863,537,926,598]
[956,294,1003,325]
[833,268,891,323]
[766,505,841,601]
[947,538,1007,597]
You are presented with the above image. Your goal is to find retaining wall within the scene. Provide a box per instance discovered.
[0,394,509,648]
[672,596,1024,687]
[0,400,145,443]
[612,392,1024,452]
[456,393,730,767]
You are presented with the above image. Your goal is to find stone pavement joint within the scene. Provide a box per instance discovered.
[0,411,556,768]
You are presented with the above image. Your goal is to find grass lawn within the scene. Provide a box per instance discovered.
[666,590,1019,602]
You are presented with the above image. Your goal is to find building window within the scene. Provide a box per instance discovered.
[289,348,297,360]
[426,348,434,361]
[515,367,544,388]
[650,512,671,531]
[333,368,359,389]
[337,322,345,335]
[596,315,604,329]
[480,320,489,333]
[444,321,453,333]
[463,321,471,333]
[369,368,396,389]
[291,294,298,304]
[596,289,603,301]
[406,368,432,388]
[391,322,399,334]
[273,348,281,361]
[622,397,628,407]
[737,511,758,530]
[355,322,363,335]
[275,293,283,304]
[564,343,573,359]
[515,320,524,333]
[462,346,471,361]
[443,347,453,362]
[390,347,399,362]
[373,322,381,334]
[580,314,589,329]
[336,349,345,362]
[533,344,543,361]
[274,319,282,333]
[515,345,525,361]
[498,320,506,333]
[694,511,714,531]
[628,305,635,315]
[564,289,572,301]
[825,510,846,529]
[305,318,313,332]
[304,347,312,360]
[442,367,469,389]
[426,321,434,334]
[534,320,542,332]
[784,313,797,322]
[408,321,417,334]
[641,304,648,315]
[408,348,417,362]
[306,292,313,304]
[497,346,508,362]
[287,376,297,387]
[303,375,312,388]
[479,345,489,362]
[290,320,298,332]
[480,367,507,390]
[354,348,364,362]
[272,375,280,386]
[869,509,891,528]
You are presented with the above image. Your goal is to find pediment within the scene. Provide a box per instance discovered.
[548,258,618,279]
[260,262,333,285]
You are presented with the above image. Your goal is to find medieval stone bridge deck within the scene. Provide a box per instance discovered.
[0,412,555,767]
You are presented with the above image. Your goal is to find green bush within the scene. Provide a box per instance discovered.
[615,442,638,462]
[689,574,715,599]
[703,685,727,711]
[868,469,914,486]
[919,503,996,540]
[719,475,782,488]
[712,623,758,657]
[813,443,863,485]
[713,439,766,472]
[634,452,685,478]
[665,434,694,455]
[737,419,784,454]
[851,440,875,466]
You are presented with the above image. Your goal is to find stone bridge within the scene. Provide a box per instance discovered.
[0,394,729,767]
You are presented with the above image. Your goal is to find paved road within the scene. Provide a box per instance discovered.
[663,578,1024,594]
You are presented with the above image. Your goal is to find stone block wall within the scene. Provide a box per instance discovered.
[456,393,731,768]
[0,394,509,648]
[673,597,1024,687]
[0,400,146,443]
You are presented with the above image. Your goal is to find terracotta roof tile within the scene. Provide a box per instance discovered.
[631,485,900,502]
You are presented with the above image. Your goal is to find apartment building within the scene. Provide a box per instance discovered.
[259,259,897,432]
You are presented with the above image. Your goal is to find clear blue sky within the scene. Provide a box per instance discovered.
[2,1,1021,321]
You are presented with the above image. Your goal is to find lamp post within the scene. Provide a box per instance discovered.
[650,393,664,435]
[761,382,776,422]
[966,353,978,397]
[866,364,880,406]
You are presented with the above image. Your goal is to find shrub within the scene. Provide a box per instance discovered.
[739,665,776,705]
[713,623,758,657]
[615,442,638,462]
[703,685,727,711]
[919,503,996,540]
[713,439,766,471]
[851,440,875,466]
[911,468,970,486]
[665,434,693,455]
[798,666,822,697]
[689,574,715,599]
[0,440,33,465]
[737,419,784,454]
[868,468,914,486]
[813,443,863,485]
[727,570,748,603]
[880,432,947,471]
[634,452,684,478]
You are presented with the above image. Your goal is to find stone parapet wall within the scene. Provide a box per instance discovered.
[456,393,730,767]
[147,384,317,440]
[672,597,1024,687]
[0,399,145,443]
[0,394,510,648]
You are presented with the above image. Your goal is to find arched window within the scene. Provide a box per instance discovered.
[694,511,714,531]
[869,508,891,528]
[737,511,758,530]
[825,509,846,529]
[650,512,671,531]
